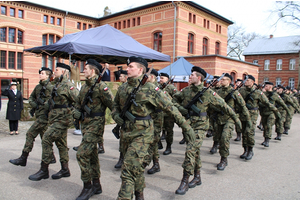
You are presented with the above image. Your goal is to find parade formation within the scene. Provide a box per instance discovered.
[7,57,300,200]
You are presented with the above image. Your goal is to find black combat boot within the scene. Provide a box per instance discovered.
[206,129,213,138]
[158,140,163,150]
[50,153,56,164]
[161,130,166,140]
[245,146,254,160]
[98,143,105,154]
[73,146,79,151]
[283,127,289,135]
[135,191,144,200]
[92,178,102,195]
[9,151,29,166]
[257,122,263,131]
[52,162,71,179]
[76,181,93,200]
[175,171,190,195]
[261,137,267,146]
[147,159,160,174]
[28,161,49,181]
[263,138,270,147]
[179,137,186,144]
[210,141,218,154]
[240,146,248,159]
[217,157,228,171]
[188,169,202,188]
[163,143,172,155]
[114,152,124,168]
[234,132,241,141]
[274,133,282,141]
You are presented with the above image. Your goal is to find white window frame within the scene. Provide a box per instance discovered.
[276,59,282,70]
[253,60,258,64]
[289,78,295,88]
[276,77,281,86]
[264,77,269,82]
[264,60,270,70]
[289,59,296,70]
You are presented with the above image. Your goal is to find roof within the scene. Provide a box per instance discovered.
[243,35,300,56]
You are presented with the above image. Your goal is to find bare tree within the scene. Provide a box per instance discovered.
[103,6,112,17]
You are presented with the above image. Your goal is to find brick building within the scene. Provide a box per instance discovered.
[244,35,300,89]
[0,1,257,98]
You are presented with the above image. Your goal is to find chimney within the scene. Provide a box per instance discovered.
[270,34,273,38]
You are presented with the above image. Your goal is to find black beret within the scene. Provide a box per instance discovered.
[236,79,242,83]
[127,56,148,68]
[286,86,291,90]
[191,66,207,78]
[39,67,52,74]
[147,68,158,77]
[160,72,169,78]
[117,66,122,69]
[213,75,220,79]
[56,63,71,71]
[264,81,274,85]
[224,73,233,81]
[86,59,103,72]
[120,70,127,75]
[247,75,255,82]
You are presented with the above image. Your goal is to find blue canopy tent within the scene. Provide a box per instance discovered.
[158,57,213,82]
[24,24,170,64]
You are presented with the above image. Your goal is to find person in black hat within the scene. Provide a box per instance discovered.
[119,70,128,83]
[9,67,57,167]
[114,66,123,81]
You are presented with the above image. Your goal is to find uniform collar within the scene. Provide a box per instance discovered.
[191,82,204,92]
[127,75,143,87]
[86,75,98,86]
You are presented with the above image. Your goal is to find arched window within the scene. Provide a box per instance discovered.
[187,33,194,54]
[215,42,220,54]
[203,38,208,55]
[230,71,236,84]
[153,32,162,52]
[0,26,23,44]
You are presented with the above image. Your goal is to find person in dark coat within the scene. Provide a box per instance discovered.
[102,63,111,81]
[2,81,23,135]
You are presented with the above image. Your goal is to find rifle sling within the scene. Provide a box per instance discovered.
[189,112,207,117]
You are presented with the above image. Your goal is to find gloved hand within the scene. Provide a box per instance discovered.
[178,106,188,116]
[183,128,196,143]
[29,101,38,109]
[274,110,281,119]
[287,110,293,118]
[73,109,82,120]
[114,114,124,126]
[233,116,242,131]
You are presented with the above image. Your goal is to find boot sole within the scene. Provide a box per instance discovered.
[28,175,49,181]
[147,169,160,174]
[175,190,188,195]
[188,182,202,188]
[9,160,26,167]
[51,174,70,179]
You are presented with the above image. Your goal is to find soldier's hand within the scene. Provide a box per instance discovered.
[184,128,196,143]
[234,118,242,131]
[114,114,124,126]
[29,101,38,109]
[178,106,188,116]
[73,109,81,120]
[274,110,281,119]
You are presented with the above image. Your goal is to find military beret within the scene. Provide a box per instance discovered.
[147,68,158,77]
[56,63,71,71]
[160,72,169,78]
[86,59,103,72]
[39,67,52,74]
[247,75,255,82]
[120,70,127,75]
[10,81,17,85]
[286,86,291,90]
[213,75,220,79]
[191,66,207,78]
[264,81,273,85]
[224,73,233,80]
[236,79,242,83]
[117,66,122,69]
[127,56,148,68]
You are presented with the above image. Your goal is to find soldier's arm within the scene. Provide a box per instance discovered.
[111,87,122,119]
[234,91,251,121]
[276,95,290,114]
[28,85,38,104]
[99,82,114,111]
[67,83,79,104]
[259,92,278,112]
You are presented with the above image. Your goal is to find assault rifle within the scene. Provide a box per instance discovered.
[244,81,265,109]
[183,73,225,119]
[224,76,248,102]
[74,66,107,130]
[112,66,153,139]
[160,75,175,89]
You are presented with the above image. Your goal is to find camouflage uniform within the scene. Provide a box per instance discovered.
[112,75,194,200]
[75,75,114,182]
[284,93,300,131]
[209,86,221,144]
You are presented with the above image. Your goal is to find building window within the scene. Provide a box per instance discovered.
[193,14,196,24]
[10,8,15,17]
[137,17,140,26]
[114,22,117,28]
[42,34,60,45]
[9,28,15,43]
[207,20,210,29]
[42,55,46,67]
[215,42,220,54]
[18,10,23,18]
[80,61,84,72]
[289,78,295,88]
[8,52,15,69]
[253,60,258,64]
[276,59,282,70]
[83,23,86,30]
[219,25,221,33]
[276,77,281,86]
[44,15,48,23]
[264,60,270,70]
[50,17,54,24]
[127,19,130,28]
[216,24,218,32]
[0,27,6,42]
[17,52,22,69]
[1,6,6,15]
[230,72,236,84]
[17,30,23,44]
[42,34,47,46]
[188,33,194,54]
[118,21,121,29]
[264,77,269,82]
[203,19,206,28]
[289,59,296,70]
[48,56,53,70]
[77,22,81,30]
[123,20,126,29]
[57,18,61,26]
[49,34,54,44]
[203,38,208,55]
[0,51,6,69]
[133,18,136,27]
[189,13,192,22]
[89,24,92,29]
[153,32,162,52]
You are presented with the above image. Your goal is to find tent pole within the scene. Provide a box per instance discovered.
[171,1,177,76]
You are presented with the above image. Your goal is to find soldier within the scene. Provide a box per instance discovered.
[73,59,114,200]
[213,73,251,170]
[173,67,242,195]
[283,86,300,134]
[159,72,178,155]
[259,82,291,147]
[28,63,79,181]
[234,78,243,141]
[9,67,56,167]
[238,76,281,160]
[111,56,195,200]
[119,70,128,83]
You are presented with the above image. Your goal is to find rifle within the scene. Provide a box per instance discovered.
[74,66,107,130]
[49,70,66,110]
[224,76,248,102]
[160,75,175,89]
[112,66,153,139]
[183,73,225,119]
[29,78,51,117]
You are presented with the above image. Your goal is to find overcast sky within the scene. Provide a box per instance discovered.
[29,0,299,37]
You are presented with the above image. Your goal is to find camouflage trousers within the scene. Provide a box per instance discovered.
[182,129,205,175]
[241,112,258,148]
[235,115,242,133]
[284,107,295,129]
[146,119,163,163]
[261,113,275,139]
[23,117,48,153]
[42,122,69,164]
[163,115,175,144]
[214,121,234,158]
[275,110,286,134]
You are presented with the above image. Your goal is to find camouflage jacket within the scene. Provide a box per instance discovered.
[172,82,238,130]
[278,92,298,112]
[289,93,300,110]
[215,85,250,125]
[29,79,53,120]
[260,91,289,116]
[163,83,177,97]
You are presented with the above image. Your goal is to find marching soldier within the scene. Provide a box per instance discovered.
[111,56,195,200]
[9,67,56,167]
[173,67,242,195]
[234,78,243,141]
[73,59,114,200]
[283,86,300,134]
[28,63,79,181]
